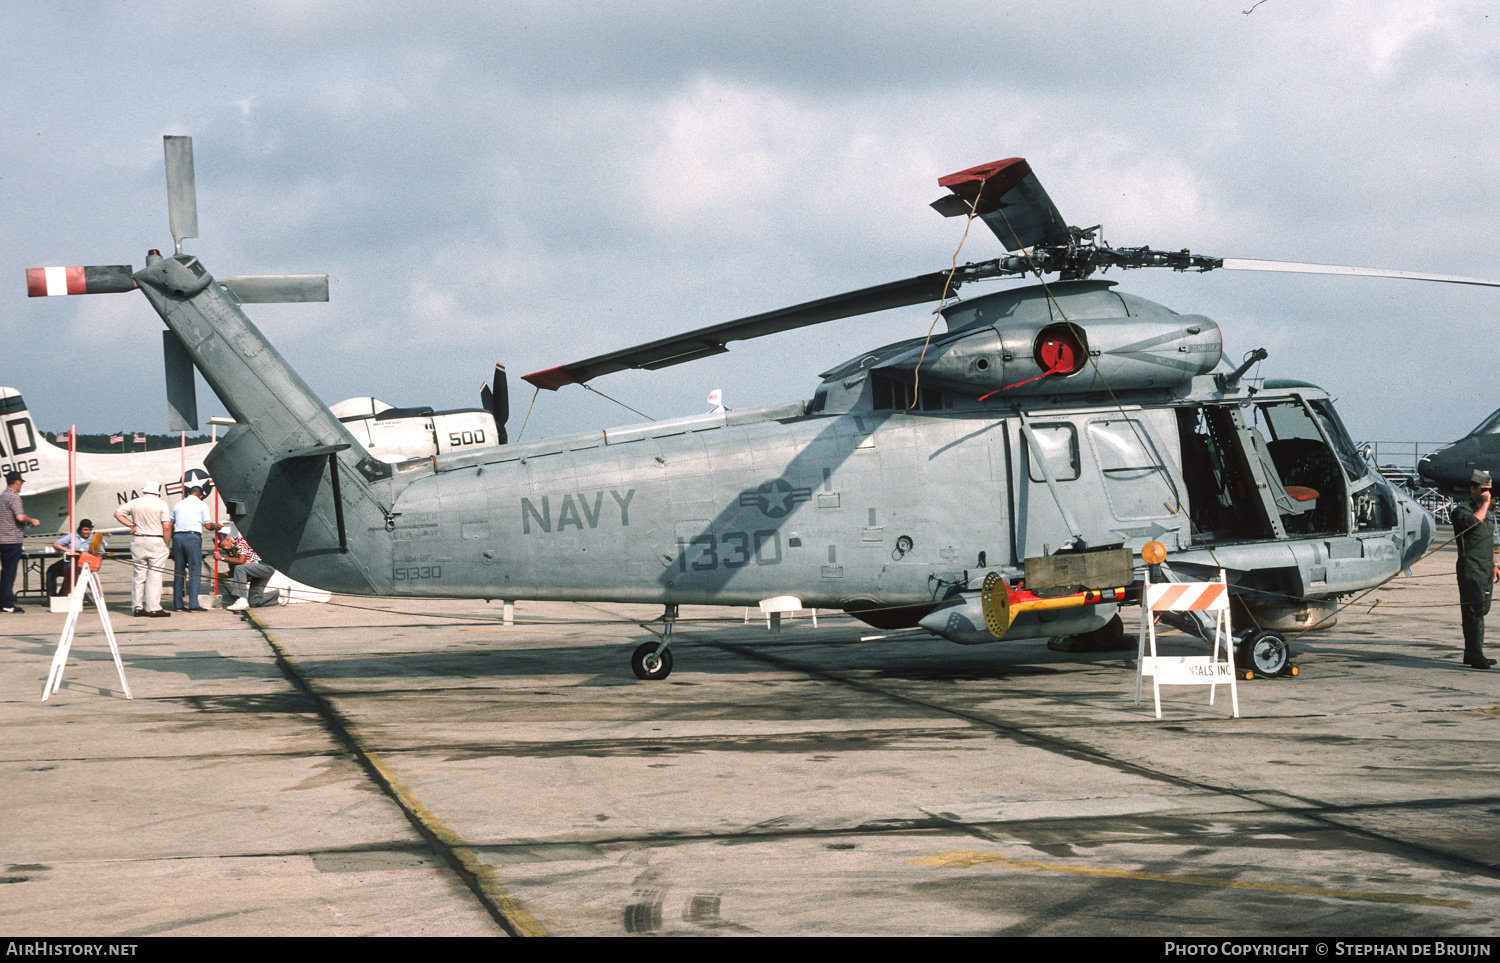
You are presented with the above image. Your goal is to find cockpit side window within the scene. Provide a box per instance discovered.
[1253,400,1350,536]
[1307,399,1367,483]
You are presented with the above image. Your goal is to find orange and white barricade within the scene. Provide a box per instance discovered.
[1134,570,1237,718]
[43,552,131,701]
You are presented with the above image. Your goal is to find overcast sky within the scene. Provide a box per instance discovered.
[3,0,1497,453]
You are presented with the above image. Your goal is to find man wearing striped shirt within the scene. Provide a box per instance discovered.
[1,471,43,613]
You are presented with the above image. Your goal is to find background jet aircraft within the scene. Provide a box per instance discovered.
[0,387,215,536]
[1,379,502,537]
[1418,409,1500,495]
[333,365,509,463]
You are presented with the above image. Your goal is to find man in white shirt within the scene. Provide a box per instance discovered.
[114,481,173,618]
[169,484,220,611]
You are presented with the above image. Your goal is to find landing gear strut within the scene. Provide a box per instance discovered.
[632,604,676,680]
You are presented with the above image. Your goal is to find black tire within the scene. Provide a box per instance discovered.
[631,641,673,680]
[1238,629,1289,677]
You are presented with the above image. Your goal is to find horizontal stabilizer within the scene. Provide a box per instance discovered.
[278,442,351,462]
[25,265,135,297]
[220,275,330,303]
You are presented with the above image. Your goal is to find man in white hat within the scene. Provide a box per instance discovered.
[113,481,173,618]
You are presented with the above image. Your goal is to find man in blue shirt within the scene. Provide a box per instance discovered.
[48,519,98,597]
[169,484,221,612]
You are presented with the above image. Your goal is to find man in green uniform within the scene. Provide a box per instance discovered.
[1450,469,1500,670]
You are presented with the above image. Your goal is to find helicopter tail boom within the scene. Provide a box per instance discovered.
[133,252,385,594]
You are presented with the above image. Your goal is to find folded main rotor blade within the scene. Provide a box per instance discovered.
[523,269,959,390]
[164,135,197,255]
[219,275,330,302]
[932,158,1070,252]
[1219,258,1500,288]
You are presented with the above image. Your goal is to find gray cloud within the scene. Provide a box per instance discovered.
[3,0,1497,449]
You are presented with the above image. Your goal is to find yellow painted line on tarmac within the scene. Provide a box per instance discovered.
[252,616,550,937]
[351,738,551,937]
[909,851,1472,908]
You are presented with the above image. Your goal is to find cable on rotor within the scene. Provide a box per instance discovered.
[907,173,989,412]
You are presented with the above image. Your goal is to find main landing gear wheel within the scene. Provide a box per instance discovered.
[632,641,673,680]
[1237,629,1294,678]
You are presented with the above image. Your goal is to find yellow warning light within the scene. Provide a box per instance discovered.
[1289,665,1299,677]
[1141,541,1167,565]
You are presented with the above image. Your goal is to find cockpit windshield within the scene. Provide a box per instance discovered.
[1468,407,1500,437]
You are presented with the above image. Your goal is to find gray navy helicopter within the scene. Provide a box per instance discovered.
[29,138,1497,680]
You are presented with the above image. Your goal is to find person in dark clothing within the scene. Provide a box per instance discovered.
[1,471,42,613]
[1450,469,1500,670]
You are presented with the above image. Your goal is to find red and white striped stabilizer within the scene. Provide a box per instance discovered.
[1146,581,1229,612]
[25,265,136,297]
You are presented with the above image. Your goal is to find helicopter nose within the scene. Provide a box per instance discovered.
[1397,489,1434,570]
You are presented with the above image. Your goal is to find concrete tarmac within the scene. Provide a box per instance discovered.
[3,542,1499,936]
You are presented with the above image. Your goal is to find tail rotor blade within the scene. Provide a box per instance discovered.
[25,265,135,297]
[219,275,330,303]
[164,135,198,255]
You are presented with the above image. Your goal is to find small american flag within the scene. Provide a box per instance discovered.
[133,433,145,444]
[109,434,123,445]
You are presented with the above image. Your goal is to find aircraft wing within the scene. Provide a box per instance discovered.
[523,270,958,389]
[18,478,68,497]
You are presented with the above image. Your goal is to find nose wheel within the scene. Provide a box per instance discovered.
[1237,628,1297,679]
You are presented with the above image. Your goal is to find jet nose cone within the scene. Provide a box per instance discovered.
[1417,446,1461,490]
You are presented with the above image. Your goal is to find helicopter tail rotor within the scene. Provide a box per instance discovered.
[24,135,331,432]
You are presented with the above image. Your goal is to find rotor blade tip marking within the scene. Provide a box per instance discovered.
[522,366,576,391]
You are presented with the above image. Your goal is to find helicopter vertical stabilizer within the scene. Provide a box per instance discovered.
[132,252,387,594]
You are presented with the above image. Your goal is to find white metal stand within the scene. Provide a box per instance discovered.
[42,557,131,701]
[755,595,817,631]
[1135,569,1237,718]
